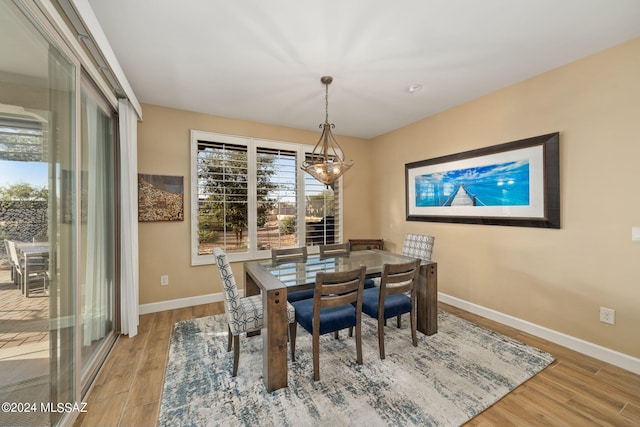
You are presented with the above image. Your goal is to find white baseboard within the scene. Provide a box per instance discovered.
[138,291,232,315]
[138,291,639,375]
[439,293,640,375]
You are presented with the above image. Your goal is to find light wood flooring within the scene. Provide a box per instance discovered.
[73,302,640,427]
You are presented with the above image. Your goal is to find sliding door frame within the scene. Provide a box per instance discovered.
[14,1,124,425]
[78,71,120,397]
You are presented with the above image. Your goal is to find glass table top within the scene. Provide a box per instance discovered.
[258,249,421,288]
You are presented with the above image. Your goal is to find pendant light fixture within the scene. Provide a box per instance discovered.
[301,76,354,186]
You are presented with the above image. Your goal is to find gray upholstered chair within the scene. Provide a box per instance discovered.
[214,247,297,376]
[371,233,434,288]
[402,233,435,261]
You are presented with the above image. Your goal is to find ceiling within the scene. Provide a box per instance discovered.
[86,0,640,139]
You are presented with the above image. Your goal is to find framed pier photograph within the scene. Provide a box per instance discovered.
[405,133,560,228]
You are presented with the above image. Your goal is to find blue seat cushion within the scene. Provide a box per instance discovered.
[287,288,315,302]
[292,298,357,336]
[361,287,412,320]
[364,278,375,289]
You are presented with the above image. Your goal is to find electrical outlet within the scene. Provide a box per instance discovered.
[160,275,169,286]
[599,307,615,325]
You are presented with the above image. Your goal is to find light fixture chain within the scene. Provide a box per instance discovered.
[325,80,329,124]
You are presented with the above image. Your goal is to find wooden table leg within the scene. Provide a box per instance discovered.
[417,262,438,336]
[262,287,288,392]
[244,270,289,392]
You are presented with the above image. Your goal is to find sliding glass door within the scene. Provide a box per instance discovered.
[0,1,118,425]
[0,1,76,426]
[79,77,117,388]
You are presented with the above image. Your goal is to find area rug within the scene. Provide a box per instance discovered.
[159,310,555,427]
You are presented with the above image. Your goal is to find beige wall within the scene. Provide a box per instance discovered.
[136,106,372,305]
[137,38,639,359]
[370,38,640,358]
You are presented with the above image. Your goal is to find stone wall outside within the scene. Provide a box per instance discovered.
[0,200,48,268]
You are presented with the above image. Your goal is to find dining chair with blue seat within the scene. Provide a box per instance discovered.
[290,265,366,381]
[214,247,297,376]
[361,258,420,359]
[319,242,350,257]
[395,233,434,327]
[319,242,376,290]
[272,247,316,303]
[318,242,374,341]
[271,246,308,263]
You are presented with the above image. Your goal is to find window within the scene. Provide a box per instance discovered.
[191,130,343,264]
[0,111,47,162]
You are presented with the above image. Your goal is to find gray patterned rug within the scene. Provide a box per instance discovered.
[159,310,554,426]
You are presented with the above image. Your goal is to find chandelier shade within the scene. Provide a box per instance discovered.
[301,76,354,186]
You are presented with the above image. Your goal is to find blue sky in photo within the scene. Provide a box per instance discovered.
[415,160,530,207]
[140,173,184,194]
[0,160,48,188]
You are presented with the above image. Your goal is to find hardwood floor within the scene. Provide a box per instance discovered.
[73,302,640,427]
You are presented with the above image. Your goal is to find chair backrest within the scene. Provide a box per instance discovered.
[272,246,307,263]
[314,266,366,314]
[213,247,241,316]
[379,259,420,299]
[7,240,21,267]
[348,238,384,251]
[401,233,435,261]
[3,240,12,264]
[319,242,350,257]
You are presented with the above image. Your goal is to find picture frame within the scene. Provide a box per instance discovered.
[405,132,560,228]
[138,174,184,222]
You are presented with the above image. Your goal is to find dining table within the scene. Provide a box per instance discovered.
[244,249,438,392]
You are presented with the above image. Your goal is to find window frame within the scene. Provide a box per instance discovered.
[190,129,344,265]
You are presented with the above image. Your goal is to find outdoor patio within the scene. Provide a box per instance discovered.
[0,268,49,404]
[0,269,48,351]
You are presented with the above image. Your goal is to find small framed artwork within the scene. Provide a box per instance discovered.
[138,174,184,222]
[405,132,560,228]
